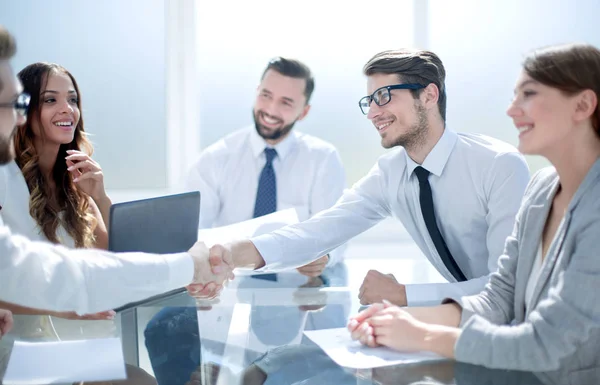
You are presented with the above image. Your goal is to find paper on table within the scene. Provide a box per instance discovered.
[304,328,446,369]
[2,338,126,384]
[197,208,299,247]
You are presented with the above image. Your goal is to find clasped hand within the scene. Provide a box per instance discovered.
[186,242,235,299]
[347,301,427,352]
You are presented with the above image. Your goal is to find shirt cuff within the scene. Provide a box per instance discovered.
[251,234,284,272]
[404,283,442,306]
[164,252,194,289]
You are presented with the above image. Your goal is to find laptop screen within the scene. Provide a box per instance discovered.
[108,191,200,254]
[109,191,200,311]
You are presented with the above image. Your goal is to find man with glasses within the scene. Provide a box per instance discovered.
[214,48,530,307]
[0,25,230,315]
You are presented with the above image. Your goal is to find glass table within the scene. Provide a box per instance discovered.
[1,258,594,384]
[124,263,576,385]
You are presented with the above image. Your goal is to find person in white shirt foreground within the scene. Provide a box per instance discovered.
[349,43,600,380]
[209,48,530,307]
[0,25,232,316]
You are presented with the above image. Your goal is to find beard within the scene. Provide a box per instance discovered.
[384,102,429,150]
[0,126,16,165]
[253,110,296,141]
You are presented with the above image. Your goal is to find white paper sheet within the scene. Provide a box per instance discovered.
[304,328,446,369]
[198,208,299,277]
[2,338,126,384]
[197,208,299,248]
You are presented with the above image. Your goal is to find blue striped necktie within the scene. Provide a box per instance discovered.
[253,148,278,218]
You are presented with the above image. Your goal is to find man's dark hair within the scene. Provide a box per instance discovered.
[0,25,16,60]
[364,48,447,121]
[261,57,315,104]
[0,25,17,92]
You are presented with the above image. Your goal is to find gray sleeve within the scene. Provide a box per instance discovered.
[453,206,600,371]
[443,218,519,326]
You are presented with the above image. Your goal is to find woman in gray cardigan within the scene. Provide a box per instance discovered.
[348,42,600,378]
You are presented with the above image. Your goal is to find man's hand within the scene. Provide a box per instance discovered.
[186,242,235,298]
[358,270,407,306]
[297,255,329,277]
[0,309,13,338]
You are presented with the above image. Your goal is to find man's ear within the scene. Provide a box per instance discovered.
[297,104,311,121]
[420,83,440,110]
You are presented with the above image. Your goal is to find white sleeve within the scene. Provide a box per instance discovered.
[307,149,347,266]
[482,152,530,276]
[405,276,489,306]
[251,160,391,271]
[0,221,193,315]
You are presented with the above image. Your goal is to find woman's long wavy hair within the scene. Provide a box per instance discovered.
[15,63,96,248]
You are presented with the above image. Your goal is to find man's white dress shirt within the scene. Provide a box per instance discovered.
[0,163,193,315]
[185,126,347,265]
[252,129,530,304]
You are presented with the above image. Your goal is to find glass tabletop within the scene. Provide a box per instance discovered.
[1,258,594,384]
[131,264,564,385]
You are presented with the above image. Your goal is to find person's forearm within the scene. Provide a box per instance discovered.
[406,303,462,327]
[1,227,194,314]
[94,194,112,230]
[0,300,52,316]
[423,324,460,358]
[230,240,266,270]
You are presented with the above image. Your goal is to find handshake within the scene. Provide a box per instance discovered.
[185,242,236,299]
[181,239,330,299]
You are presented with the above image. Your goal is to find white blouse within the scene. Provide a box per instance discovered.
[525,243,544,310]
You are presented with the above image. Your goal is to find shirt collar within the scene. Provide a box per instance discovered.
[404,128,458,181]
[249,126,298,161]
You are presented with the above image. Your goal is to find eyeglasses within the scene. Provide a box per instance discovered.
[358,84,425,115]
[0,92,31,117]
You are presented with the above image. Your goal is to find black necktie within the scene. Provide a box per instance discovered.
[414,166,467,282]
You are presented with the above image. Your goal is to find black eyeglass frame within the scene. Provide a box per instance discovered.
[358,83,425,115]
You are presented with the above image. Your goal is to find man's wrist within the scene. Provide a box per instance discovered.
[395,283,408,306]
[230,240,266,270]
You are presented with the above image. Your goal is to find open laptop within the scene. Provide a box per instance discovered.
[109,191,200,311]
